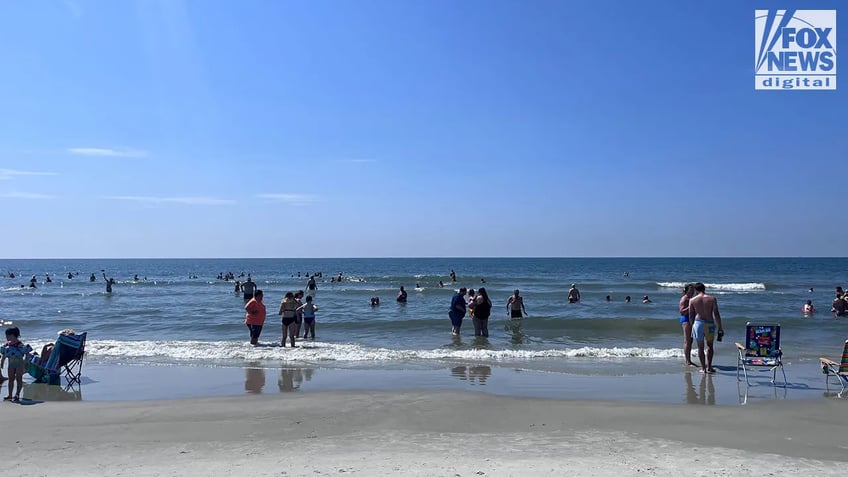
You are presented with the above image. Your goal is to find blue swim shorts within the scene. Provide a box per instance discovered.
[692,320,716,342]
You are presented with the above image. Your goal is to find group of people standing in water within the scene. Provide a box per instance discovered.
[243,276,320,348]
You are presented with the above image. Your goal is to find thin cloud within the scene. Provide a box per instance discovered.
[68,147,148,158]
[105,195,235,206]
[0,169,58,180]
[256,193,320,205]
[1,191,55,199]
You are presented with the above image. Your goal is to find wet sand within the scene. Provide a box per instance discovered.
[1,390,845,476]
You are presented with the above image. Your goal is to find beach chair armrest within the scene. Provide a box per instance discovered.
[734,342,745,351]
[820,357,840,367]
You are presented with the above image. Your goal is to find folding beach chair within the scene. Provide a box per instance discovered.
[819,340,848,395]
[735,323,787,387]
[27,332,87,391]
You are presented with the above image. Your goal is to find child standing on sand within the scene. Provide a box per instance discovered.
[0,327,33,402]
[298,295,319,340]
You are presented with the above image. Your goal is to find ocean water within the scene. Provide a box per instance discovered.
[1,258,846,377]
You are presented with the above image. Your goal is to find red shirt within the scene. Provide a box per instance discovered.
[245,298,266,325]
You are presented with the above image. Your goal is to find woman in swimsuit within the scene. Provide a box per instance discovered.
[679,284,696,367]
[279,292,299,347]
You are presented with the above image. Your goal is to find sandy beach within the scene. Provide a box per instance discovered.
[1,390,845,476]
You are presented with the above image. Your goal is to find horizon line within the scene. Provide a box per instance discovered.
[1,256,845,260]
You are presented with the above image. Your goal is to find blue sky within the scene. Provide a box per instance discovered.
[0,0,844,258]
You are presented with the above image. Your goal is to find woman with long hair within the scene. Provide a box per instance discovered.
[475,287,493,337]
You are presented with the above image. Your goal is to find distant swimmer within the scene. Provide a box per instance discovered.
[68,272,73,280]
[103,273,115,293]
[45,274,52,283]
[241,277,257,301]
[133,274,139,282]
[642,295,652,304]
[625,296,632,303]
[450,269,457,282]
[480,278,486,284]
[803,300,815,315]
[809,287,814,293]
[605,295,611,302]
[29,275,37,287]
[306,275,318,297]
[438,281,445,288]
[623,272,630,278]
[370,297,380,306]
[337,272,343,283]
[89,273,96,282]
[234,281,241,293]
[397,286,408,303]
[832,292,846,316]
[507,289,527,319]
[567,284,581,304]
[8,272,14,279]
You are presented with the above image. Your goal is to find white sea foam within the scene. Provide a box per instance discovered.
[656,281,766,291]
[83,340,683,363]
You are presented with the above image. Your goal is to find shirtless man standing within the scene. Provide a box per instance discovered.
[688,282,723,373]
[507,289,527,319]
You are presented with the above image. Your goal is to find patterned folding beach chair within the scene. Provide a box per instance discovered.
[819,340,848,395]
[735,323,787,387]
[27,332,87,391]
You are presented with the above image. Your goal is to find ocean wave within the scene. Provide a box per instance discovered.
[656,281,766,291]
[80,339,683,363]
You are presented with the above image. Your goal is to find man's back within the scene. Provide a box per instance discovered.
[690,293,717,321]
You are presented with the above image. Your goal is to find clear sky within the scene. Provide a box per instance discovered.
[0,0,844,258]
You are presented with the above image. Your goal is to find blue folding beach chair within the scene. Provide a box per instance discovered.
[735,323,787,387]
[27,332,87,391]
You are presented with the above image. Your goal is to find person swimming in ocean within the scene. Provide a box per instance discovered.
[103,273,115,293]
[567,284,581,304]
[803,300,815,315]
[397,286,407,303]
